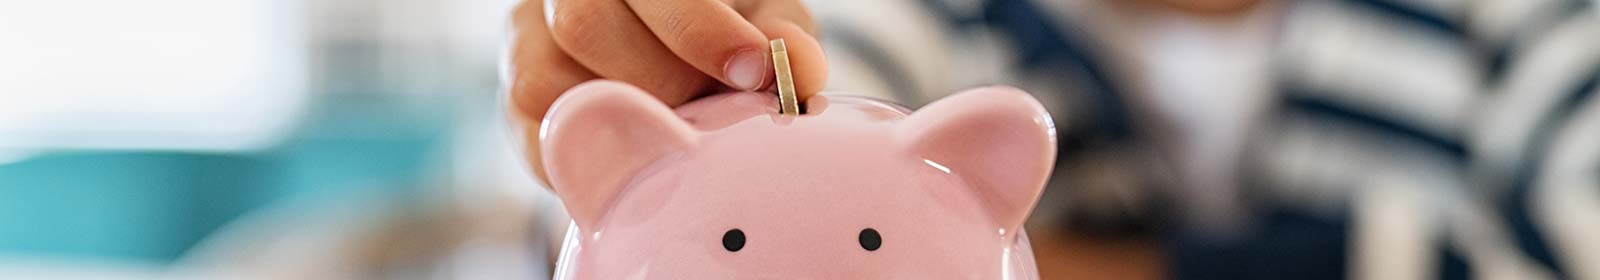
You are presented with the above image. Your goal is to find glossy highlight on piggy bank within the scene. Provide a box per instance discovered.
[539,80,1057,279]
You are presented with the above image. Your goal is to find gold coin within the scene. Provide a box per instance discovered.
[770,39,799,115]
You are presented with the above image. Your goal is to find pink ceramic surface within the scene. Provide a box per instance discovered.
[540,80,1057,279]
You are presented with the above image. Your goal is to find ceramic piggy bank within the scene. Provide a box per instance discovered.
[540,80,1056,279]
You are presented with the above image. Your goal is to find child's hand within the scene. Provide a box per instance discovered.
[505,0,827,182]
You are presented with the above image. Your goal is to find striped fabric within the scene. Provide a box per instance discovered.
[812,0,1599,278]
[1262,0,1597,279]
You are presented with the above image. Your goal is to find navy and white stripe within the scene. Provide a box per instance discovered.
[1259,0,1597,278]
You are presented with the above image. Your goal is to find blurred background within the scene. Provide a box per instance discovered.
[0,0,558,278]
[1,0,1597,279]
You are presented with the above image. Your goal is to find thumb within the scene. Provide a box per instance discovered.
[732,0,826,99]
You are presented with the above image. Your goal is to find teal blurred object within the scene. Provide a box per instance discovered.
[0,93,454,264]
[0,153,275,262]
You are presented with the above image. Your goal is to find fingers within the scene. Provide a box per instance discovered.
[508,0,597,122]
[625,0,772,91]
[507,0,598,183]
[548,0,713,106]
[744,0,827,100]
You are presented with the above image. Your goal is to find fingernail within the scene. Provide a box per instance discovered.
[724,49,768,91]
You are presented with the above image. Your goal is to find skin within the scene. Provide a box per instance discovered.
[505,0,829,182]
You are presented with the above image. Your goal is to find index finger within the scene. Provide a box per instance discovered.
[624,0,772,91]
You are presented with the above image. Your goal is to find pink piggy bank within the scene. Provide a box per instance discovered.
[540,80,1056,279]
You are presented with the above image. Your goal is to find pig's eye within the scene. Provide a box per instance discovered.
[722,229,746,252]
[858,228,882,251]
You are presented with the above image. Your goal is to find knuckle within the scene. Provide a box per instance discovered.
[508,44,588,118]
[548,10,602,56]
[659,6,698,44]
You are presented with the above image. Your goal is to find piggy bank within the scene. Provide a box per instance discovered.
[540,80,1056,279]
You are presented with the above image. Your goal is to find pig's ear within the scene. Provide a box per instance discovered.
[896,86,1056,234]
[540,80,697,231]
